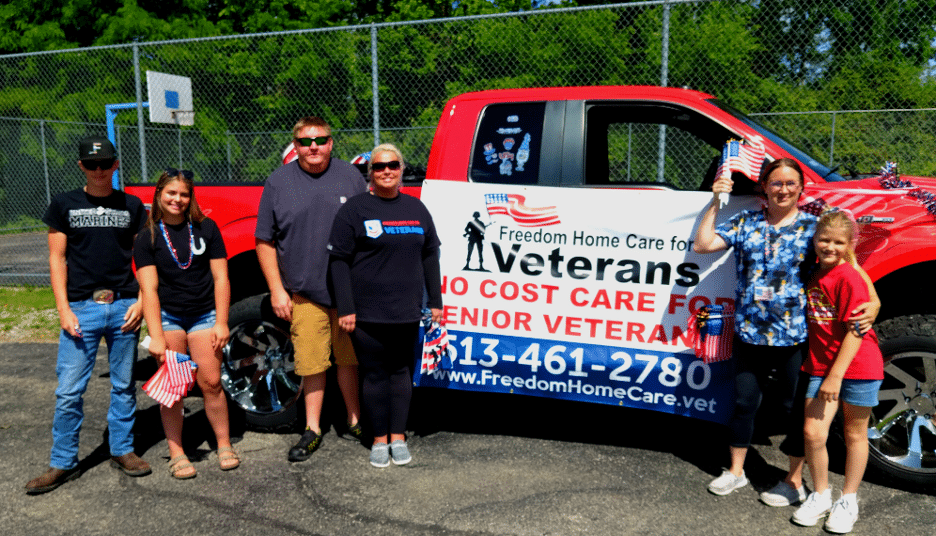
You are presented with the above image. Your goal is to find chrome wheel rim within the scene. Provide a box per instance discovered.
[221,318,299,415]
[869,350,936,473]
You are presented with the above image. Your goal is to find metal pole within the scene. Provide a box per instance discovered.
[829,111,836,166]
[371,24,380,148]
[106,102,149,190]
[656,0,671,183]
[40,120,50,205]
[134,45,148,183]
[226,131,233,181]
[115,126,122,189]
[178,128,183,168]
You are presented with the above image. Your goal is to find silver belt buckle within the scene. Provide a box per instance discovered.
[92,289,115,304]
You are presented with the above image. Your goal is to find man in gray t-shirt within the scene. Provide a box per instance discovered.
[255,116,366,461]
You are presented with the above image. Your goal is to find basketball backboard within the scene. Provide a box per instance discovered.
[146,71,194,126]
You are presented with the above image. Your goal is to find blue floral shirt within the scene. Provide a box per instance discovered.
[715,209,817,346]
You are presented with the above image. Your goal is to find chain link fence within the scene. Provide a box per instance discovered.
[2,0,935,284]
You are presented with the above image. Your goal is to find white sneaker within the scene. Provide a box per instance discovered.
[707,469,749,496]
[759,481,808,507]
[824,494,859,534]
[792,489,833,526]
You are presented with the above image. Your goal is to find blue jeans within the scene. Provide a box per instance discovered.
[50,298,139,470]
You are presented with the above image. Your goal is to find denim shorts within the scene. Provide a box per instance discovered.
[161,309,216,333]
[805,375,882,407]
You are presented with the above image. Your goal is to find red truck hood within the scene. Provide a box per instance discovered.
[800,173,936,278]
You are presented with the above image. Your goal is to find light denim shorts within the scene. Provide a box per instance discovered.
[805,375,882,407]
[161,309,216,334]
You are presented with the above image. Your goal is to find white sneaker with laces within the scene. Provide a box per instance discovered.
[792,489,833,526]
[824,494,859,534]
[759,481,808,507]
[707,469,749,496]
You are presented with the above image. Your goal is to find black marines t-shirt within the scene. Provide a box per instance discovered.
[42,188,146,301]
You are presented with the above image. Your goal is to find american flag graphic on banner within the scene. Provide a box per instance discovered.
[142,350,198,407]
[686,304,734,364]
[716,140,765,182]
[484,193,560,227]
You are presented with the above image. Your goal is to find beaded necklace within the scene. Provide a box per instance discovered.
[159,220,195,270]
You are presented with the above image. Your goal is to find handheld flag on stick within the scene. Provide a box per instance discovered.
[421,322,454,374]
[716,140,765,208]
[142,350,198,407]
[420,308,454,374]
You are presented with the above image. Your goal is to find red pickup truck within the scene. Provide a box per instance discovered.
[126,86,936,489]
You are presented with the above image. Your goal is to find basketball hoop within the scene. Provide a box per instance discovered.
[172,110,195,126]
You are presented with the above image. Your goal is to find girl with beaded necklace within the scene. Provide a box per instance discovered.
[134,169,238,479]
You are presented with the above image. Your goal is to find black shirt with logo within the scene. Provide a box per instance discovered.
[133,218,227,316]
[43,188,146,302]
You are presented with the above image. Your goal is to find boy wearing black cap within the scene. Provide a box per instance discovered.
[26,136,150,494]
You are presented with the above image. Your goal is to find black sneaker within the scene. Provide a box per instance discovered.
[343,422,364,442]
[288,428,322,462]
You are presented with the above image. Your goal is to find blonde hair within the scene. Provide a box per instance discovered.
[291,116,331,138]
[816,209,859,266]
[367,143,405,174]
[367,143,406,193]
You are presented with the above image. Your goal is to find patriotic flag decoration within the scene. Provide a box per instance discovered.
[484,193,560,227]
[686,304,734,364]
[142,350,198,407]
[716,139,765,182]
[876,160,936,217]
[421,322,453,374]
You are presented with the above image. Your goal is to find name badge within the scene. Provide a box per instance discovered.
[754,286,775,301]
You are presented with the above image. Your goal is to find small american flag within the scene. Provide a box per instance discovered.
[687,304,734,364]
[716,140,765,182]
[142,350,197,407]
[485,193,560,227]
[421,322,452,374]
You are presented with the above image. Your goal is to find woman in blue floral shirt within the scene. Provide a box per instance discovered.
[694,158,879,507]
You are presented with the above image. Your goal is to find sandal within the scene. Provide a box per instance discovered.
[168,455,197,480]
[218,446,240,471]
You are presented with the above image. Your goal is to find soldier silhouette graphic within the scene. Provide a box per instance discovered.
[463,211,491,271]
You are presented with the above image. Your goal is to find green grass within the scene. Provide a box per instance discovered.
[0,286,58,342]
[0,286,55,309]
[0,286,152,342]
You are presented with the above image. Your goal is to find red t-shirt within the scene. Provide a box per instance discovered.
[804,263,884,380]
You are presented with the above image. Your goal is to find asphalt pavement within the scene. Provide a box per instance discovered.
[2,342,933,535]
[0,231,49,286]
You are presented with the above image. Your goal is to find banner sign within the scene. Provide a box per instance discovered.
[416,180,762,424]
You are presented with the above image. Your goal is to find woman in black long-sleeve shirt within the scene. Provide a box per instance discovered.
[328,143,442,468]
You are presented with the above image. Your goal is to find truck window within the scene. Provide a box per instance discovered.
[470,102,545,185]
[584,103,727,190]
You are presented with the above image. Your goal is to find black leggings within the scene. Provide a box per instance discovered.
[350,321,420,438]
[728,338,807,458]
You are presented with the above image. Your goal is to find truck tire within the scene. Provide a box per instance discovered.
[862,315,936,489]
[221,294,301,431]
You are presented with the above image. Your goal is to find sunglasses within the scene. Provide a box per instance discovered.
[166,168,194,180]
[295,136,331,146]
[371,160,401,172]
[82,158,115,170]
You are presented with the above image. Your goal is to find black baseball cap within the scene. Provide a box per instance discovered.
[78,136,116,160]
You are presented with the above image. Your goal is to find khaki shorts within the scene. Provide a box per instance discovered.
[291,295,357,376]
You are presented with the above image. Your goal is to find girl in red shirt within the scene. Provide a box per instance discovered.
[793,209,884,533]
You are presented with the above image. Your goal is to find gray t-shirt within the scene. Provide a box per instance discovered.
[255,159,366,305]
